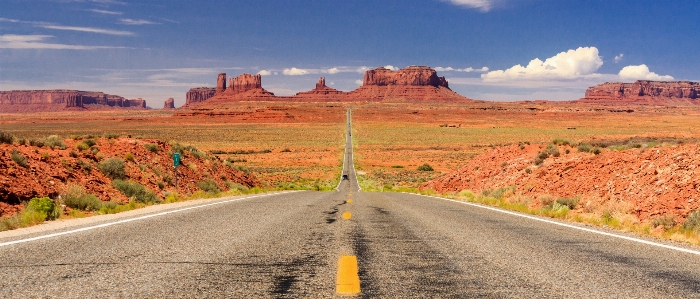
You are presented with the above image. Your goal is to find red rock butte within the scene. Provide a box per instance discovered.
[0,90,147,113]
[579,80,700,106]
[182,66,473,107]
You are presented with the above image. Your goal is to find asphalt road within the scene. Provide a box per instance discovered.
[2,109,700,298]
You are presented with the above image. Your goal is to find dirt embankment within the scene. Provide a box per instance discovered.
[0,138,258,217]
[422,142,700,222]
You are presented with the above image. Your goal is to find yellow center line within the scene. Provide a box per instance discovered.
[336,255,361,295]
[342,212,352,219]
[347,199,353,203]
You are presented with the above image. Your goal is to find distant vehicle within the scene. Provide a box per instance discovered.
[342,174,349,180]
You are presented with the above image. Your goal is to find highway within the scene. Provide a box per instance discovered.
[1,109,700,298]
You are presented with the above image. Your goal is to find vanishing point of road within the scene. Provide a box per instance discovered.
[1,109,700,298]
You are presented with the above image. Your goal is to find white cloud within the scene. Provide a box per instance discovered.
[257,70,272,76]
[614,53,624,63]
[356,66,370,73]
[435,66,489,72]
[444,0,496,12]
[41,25,134,36]
[89,9,122,15]
[119,18,159,25]
[282,67,310,76]
[355,79,363,85]
[482,46,603,81]
[0,34,125,50]
[326,67,340,74]
[618,64,673,81]
[384,65,399,71]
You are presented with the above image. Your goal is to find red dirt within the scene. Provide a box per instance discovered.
[0,138,258,218]
[422,143,700,222]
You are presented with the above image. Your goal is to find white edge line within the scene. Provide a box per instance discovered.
[0,191,301,248]
[406,192,700,256]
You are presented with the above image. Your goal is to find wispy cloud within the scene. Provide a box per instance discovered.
[282,67,310,76]
[41,25,134,35]
[0,34,126,50]
[614,53,624,63]
[119,18,160,25]
[89,9,122,15]
[444,0,498,12]
[0,17,134,36]
[434,66,489,72]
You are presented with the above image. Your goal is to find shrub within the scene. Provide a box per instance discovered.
[124,153,135,162]
[105,132,120,139]
[682,210,700,231]
[69,150,79,158]
[83,139,97,147]
[44,135,66,150]
[555,197,579,209]
[578,143,592,153]
[533,157,544,166]
[29,139,44,147]
[76,143,89,151]
[417,163,434,171]
[525,168,532,174]
[552,138,571,146]
[26,197,57,221]
[112,180,159,203]
[90,146,100,155]
[157,181,165,189]
[63,184,102,211]
[226,182,249,192]
[10,149,28,168]
[391,165,405,168]
[591,147,602,155]
[500,162,507,168]
[0,131,13,144]
[281,148,292,153]
[197,179,221,194]
[18,138,26,146]
[98,158,126,180]
[144,143,159,153]
[77,159,92,172]
[651,215,677,229]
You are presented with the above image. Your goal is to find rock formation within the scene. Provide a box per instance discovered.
[0,90,146,112]
[349,66,468,102]
[580,80,700,105]
[362,66,449,87]
[163,98,175,109]
[180,66,472,111]
[185,87,216,105]
[295,77,347,98]
[216,73,227,93]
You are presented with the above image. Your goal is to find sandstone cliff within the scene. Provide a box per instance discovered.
[349,66,468,102]
[580,80,700,105]
[0,90,146,112]
[163,98,175,109]
[363,66,449,87]
[185,87,216,105]
[295,77,347,98]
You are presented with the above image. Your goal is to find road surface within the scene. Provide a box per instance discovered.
[1,109,700,298]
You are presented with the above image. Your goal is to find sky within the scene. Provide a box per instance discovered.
[1,0,699,107]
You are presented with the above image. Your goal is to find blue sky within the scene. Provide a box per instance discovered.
[1,0,699,107]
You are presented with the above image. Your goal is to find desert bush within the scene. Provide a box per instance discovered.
[98,158,126,180]
[197,179,221,193]
[69,150,79,158]
[539,195,556,207]
[281,148,292,153]
[83,139,97,147]
[26,197,58,221]
[417,163,434,171]
[10,149,28,168]
[105,132,120,139]
[500,162,507,168]
[157,181,165,189]
[651,215,677,229]
[525,168,532,174]
[226,182,249,192]
[29,139,44,147]
[90,146,100,155]
[44,135,66,150]
[124,153,135,162]
[578,143,592,153]
[490,186,514,199]
[555,197,579,209]
[143,143,159,153]
[591,147,602,155]
[391,165,405,168]
[552,138,571,146]
[77,159,92,172]
[63,184,102,211]
[112,179,158,203]
[0,131,13,144]
[18,138,26,146]
[682,210,700,231]
[76,143,89,151]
